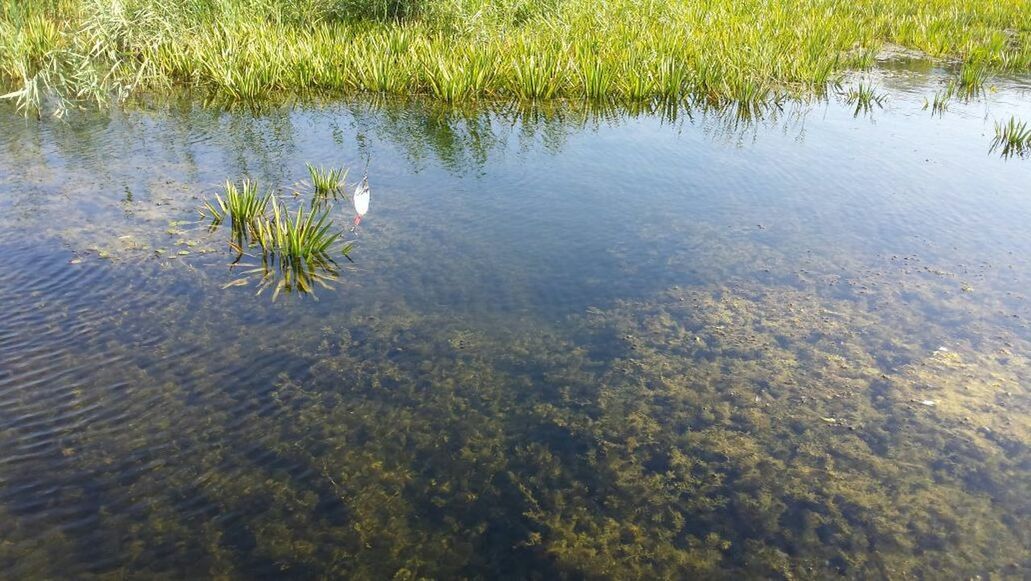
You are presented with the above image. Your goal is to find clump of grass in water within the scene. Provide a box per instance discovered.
[203,171,357,299]
[924,81,956,116]
[956,63,989,99]
[248,201,354,299]
[922,64,991,116]
[204,179,273,243]
[991,117,1031,159]
[843,82,885,116]
[256,201,343,259]
[306,163,347,198]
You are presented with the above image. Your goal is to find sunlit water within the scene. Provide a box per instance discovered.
[1,66,1030,578]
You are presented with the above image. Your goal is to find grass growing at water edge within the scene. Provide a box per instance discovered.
[2,0,1030,115]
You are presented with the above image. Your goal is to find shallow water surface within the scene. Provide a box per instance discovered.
[1,74,1030,578]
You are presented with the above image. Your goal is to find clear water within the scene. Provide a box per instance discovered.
[1,68,1029,578]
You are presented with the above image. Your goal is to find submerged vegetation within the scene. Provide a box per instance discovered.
[2,0,1030,115]
[0,88,1029,577]
[991,116,1031,158]
[0,274,1027,577]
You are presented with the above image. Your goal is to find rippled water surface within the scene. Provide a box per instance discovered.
[1,70,1030,578]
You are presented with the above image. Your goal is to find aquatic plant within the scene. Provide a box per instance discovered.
[991,116,1031,158]
[306,163,347,197]
[245,244,345,299]
[509,51,563,101]
[956,62,989,99]
[203,179,272,241]
[6,276,1027,577]
[202,168,358,297]
[843,82,885,116]
[254,201,343,259]
[574,51,612,102]
[924,80,956,115]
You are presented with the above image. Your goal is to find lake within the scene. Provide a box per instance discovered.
[0,66,1029,578]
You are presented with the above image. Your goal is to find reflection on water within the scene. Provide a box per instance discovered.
[228,249,344,299]
[0,69,1030,578]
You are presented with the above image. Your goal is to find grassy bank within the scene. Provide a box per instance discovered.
[2,0,1030,115]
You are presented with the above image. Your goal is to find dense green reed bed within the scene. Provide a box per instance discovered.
[2,0,1030,114]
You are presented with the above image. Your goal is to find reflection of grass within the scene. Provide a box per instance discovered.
[3,0,1030,115]
[991,116,1031,159]
[244,247,344,300]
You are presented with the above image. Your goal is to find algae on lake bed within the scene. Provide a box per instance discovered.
[0,273,1026,578]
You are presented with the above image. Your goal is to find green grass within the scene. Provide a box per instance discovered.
[256,201,343,260]
[843,82,886,116]
[925,81,957,115]
[2,0,1031,115]
[306,163,347,198]
[204,179,273,242]
[204,166,358,298]
[956,62,990,98]
[991,116,1031,158]
[251,201,348,299]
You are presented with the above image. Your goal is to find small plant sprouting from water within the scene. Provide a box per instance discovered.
[991,117,1031,159]
[306,163,347,198]
[843,82,885,116]
[922,65,990,116]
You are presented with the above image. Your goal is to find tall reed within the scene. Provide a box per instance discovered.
[3,0,1030,115]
